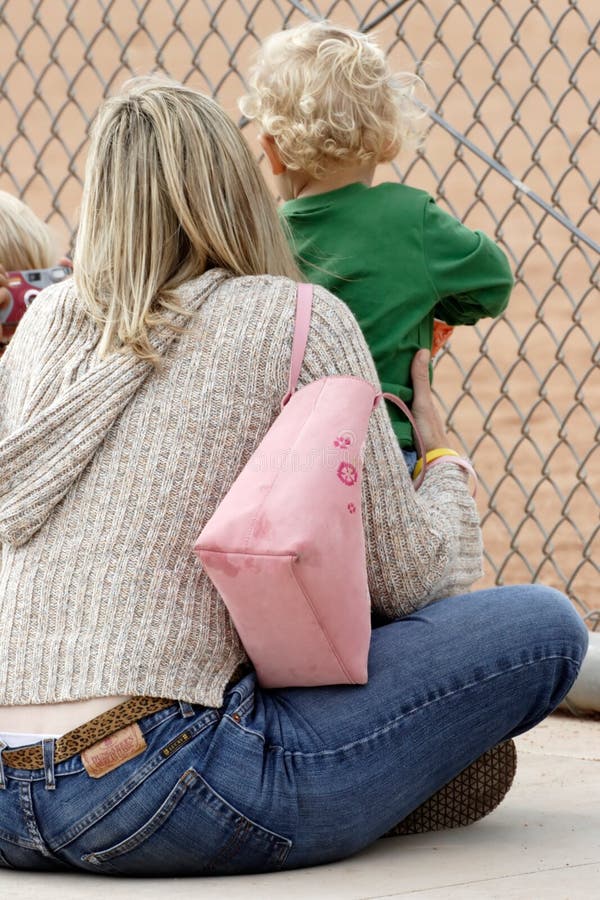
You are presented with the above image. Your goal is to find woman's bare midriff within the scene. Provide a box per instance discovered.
[0,696,133,736]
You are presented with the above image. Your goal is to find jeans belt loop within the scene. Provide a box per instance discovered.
[0,740,6,789]
[42,738,56,791]
[178,700,195,719]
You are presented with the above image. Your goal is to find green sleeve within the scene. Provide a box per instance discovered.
[423,197,514,325]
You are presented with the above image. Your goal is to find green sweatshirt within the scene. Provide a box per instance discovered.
[281,182,513,447]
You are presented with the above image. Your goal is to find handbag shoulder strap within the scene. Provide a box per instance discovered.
[281,283,313,408]
[381,392,428,488]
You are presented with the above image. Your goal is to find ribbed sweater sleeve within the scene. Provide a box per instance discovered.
[0,348,10,445]
[292,285,483,618]
[0,285,60,442]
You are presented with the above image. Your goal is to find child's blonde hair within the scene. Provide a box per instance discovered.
[75,75,300,365]
[0,191,55,270]
[240,21,427,179]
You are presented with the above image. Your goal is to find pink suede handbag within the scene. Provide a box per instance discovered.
[194,285,471,688]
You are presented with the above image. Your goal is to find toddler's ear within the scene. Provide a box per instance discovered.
[259,134,286,176]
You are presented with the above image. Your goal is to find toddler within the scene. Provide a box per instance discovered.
[240,22,513,459]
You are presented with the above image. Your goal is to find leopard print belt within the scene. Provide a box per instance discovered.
[1,696,174,770]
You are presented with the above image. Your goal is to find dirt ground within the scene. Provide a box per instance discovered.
[0,0,598,618]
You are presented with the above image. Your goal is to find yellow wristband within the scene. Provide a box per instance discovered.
[412,448,460,480]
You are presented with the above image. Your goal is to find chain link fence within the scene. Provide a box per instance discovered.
[1,0,598,625]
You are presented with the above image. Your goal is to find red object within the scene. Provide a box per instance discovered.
[432,319,454,356]
[1,273,40,340]
[0,266,71,340]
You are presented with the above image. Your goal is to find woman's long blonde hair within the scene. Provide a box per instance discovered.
[75,76,300,364]
[0,191,55,270]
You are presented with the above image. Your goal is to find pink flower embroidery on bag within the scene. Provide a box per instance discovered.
[333,433,353,448]
[337,462,358,486]
[347,503,356,514]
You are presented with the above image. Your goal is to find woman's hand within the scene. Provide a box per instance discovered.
[410,349,454,453]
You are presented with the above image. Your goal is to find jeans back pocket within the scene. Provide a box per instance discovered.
[80,767,291,876]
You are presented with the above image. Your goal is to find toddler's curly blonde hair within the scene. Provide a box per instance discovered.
[240,21,427,180]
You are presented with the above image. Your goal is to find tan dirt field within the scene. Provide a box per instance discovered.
[1,0,598,619]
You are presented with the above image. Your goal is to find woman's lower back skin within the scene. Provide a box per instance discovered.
[0,696,132,736]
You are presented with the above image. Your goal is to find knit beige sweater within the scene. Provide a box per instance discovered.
[0,269,482,707]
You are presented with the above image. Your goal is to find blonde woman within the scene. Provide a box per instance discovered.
[0,78,587,876]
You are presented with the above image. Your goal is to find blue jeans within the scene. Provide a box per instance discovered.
[0,585,588,876]
[402,448,418,474]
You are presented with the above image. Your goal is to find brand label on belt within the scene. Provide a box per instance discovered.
[82,723,147,778]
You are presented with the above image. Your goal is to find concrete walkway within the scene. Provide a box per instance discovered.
[2,713,599,899]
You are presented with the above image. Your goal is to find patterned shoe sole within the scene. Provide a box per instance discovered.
[384,739,517,836]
